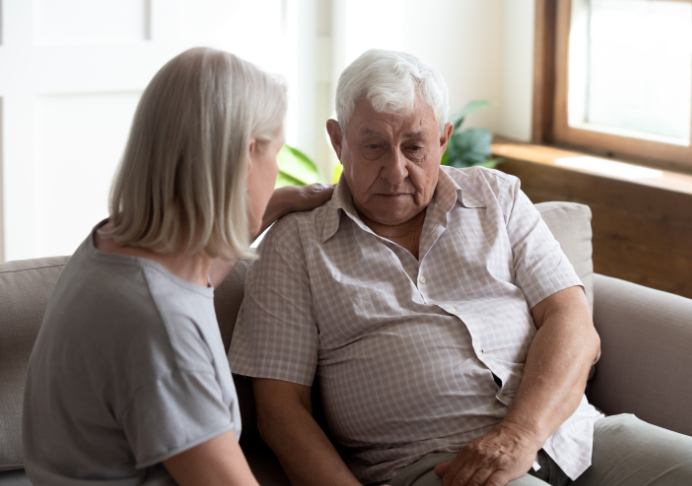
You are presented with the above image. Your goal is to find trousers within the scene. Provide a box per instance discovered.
[385,414,692,486]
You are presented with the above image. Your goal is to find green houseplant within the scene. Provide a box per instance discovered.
[441,99,502,169]
[275,144,325,188]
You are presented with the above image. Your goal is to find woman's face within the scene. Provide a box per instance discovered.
[245,130,283,237]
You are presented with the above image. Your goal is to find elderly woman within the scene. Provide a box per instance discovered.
[22,48,331,485]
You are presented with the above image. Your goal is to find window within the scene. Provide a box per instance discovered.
[535,0,692,168]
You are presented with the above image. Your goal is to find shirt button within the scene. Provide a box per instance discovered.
[477,348,484,354]
[419,277,427,284]
[448,306,456,313]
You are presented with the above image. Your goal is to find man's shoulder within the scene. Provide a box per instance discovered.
[441,165,519,204]
[259,201,331,253]
[441,165,517,188]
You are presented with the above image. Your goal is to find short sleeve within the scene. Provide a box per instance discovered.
[121,369,235,469]
[503,177,584,308]
[229,222,319,386]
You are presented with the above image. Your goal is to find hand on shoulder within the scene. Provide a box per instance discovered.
[260,184,335,232]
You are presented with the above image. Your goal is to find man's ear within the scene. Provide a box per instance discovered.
[326,119,344,160]
[439,122,454,152]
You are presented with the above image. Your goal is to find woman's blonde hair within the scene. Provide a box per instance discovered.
[107,47,286,260]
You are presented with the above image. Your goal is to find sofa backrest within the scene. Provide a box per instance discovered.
[0,256,69,471]
[535,201,594,311]
[0,201,594,470]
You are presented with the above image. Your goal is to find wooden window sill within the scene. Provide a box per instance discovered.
[491,137,692,197]
[489,136,692,300]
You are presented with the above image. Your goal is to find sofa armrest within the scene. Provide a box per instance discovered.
[588,273,692,436]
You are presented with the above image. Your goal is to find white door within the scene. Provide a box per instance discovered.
[0,0,331,262]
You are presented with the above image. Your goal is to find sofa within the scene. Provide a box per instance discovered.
[2,201,692,485]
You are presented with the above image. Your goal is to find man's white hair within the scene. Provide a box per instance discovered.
[336,49,449,133]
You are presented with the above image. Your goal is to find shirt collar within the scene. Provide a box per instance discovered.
[320,167,486,244]
[435,166,487,211]
[320,174,366,243]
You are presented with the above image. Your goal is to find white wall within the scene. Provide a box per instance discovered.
[330,0,534,167]
[499,0,535,142]
[0,0,535,262]
[333,0,504,133]
[0,0,328,261]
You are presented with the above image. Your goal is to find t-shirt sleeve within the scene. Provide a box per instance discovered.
[120,369,235,469]
[229,223,319,386]
[501,176,584,308]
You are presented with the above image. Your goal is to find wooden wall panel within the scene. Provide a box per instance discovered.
[499,158,692,299]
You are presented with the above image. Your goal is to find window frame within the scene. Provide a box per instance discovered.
[533,0,692,170]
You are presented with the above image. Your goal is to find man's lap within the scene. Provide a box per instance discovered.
[380,414,692,486]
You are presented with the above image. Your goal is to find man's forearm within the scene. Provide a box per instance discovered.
[501,286,600,446]
[255,381,361,486]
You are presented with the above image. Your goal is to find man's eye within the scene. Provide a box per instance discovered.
[366,144,380,150]
[410,145,422,151]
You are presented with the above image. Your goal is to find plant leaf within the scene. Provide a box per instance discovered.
[332,164,343,184]
[479,158,504,169]
[275,144,325,188]
[445,128,492,168]
[275,171,304,188]
[449,100,491,131]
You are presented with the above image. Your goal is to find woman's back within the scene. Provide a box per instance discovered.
[23,222,240,485]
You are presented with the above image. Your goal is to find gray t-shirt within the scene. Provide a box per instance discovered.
[22,222,241,485]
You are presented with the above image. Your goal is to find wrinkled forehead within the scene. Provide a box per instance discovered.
[348,97,438,138]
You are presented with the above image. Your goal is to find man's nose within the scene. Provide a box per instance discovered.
[380,148,408,185]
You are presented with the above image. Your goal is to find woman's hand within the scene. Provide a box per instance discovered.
[257,184,335,237]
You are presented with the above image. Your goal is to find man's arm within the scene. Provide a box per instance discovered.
[253,378,364,486]
[435,285,600,486]
[163,430,260,486]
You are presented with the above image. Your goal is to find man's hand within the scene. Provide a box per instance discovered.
[258,184,335,237]
[434,423,540,486]
[434,286,599,486]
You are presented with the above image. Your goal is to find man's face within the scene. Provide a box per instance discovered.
[327,96,453,226]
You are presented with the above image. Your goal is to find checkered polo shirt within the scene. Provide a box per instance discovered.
[229,166,603,483]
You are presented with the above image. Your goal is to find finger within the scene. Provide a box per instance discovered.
[485,470,515,486]
[441,458,474,486]
[434,461,451,477]
[443,459,479,486]
[464,467,495,486]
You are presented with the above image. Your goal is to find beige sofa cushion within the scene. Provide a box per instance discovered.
[214,259,251,354]
[535,202,594,312]
[0,257,69,472]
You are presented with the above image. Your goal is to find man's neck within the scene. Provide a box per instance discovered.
[359,208,427,259]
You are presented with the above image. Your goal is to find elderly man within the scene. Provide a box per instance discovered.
[229,50,692,486]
